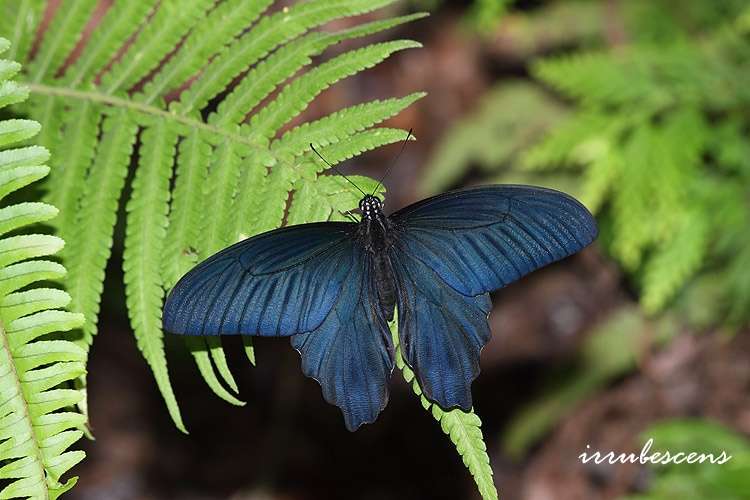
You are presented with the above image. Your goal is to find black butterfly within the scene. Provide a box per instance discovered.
[163,184,597,431]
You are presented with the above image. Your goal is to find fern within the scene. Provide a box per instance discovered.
[522,9,750,322]
[390,316,498,500]
[0,37,86,499]
[5,0,426,429]
[420,81,567,195]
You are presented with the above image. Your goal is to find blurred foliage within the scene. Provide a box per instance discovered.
[528,1,750,322]
[413,0,510,33]
[624,419,750,500]
[503,307,679,457]
[421,81,567,194]
[426,0,750,326]
[428,5,750,489]
[489,1,606,60]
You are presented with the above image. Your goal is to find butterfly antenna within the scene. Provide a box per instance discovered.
[310,143,368,197]
[372,128,413,196]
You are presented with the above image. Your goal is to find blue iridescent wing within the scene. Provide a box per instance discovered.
[390,185,597,409]
[391,185,598,296]
[389,245,491,410]
[163,222,356,337]
[291,246,394,431]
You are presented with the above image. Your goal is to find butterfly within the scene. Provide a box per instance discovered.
[162,184,597,431]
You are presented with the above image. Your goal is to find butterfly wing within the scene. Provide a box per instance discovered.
[389,247,491,410]
[163,222,357,337]
[291,246,394,431]
[389,185,598,409]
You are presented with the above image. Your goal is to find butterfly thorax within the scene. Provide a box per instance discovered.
[357,195,396,321]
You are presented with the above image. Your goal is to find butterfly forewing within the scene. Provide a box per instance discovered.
[390,185,598,296]
[163,222,356,337]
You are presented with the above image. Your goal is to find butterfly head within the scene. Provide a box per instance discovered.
[359,195,383,221]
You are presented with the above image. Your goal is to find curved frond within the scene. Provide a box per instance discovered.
[0,37,86,499]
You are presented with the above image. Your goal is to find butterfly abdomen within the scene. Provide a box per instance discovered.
[373,252,396,321]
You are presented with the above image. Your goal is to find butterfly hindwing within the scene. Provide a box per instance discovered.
[163,222,356,337]
[390,241,491,410]
[291,246,394,431]
[390,185,598,296]
[390,185,597,408]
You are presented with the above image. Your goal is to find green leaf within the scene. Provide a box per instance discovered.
[251,40,422,138]
[123,119,186,433]
[64,110,137,351]
[177,0,398,114]
[28,0,98,82]
[62,1,159,87]
[101,0,216,94]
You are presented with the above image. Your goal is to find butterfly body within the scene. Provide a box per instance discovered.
[356,195,398,322]
[163,185,598,430]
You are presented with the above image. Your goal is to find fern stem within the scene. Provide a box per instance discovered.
[26,83,264,149]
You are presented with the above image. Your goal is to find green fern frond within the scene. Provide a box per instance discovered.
[390,317,498,500]
[278,92,426,155]
[526,21,747,318]
[28,0,98,82]
[177,0,398,115]
[123,119,185,432]
[43,102,101,236]
[139,0,271,104]
[161,131,211,290]
[521,112,614,170]
[62,1,158,87]
[641,210,709,313]
[101,0,216,94]
[250,40,422,138]
[11,0,424,433]
[309,128,414,170]
[1,1,46,63]
[422,82,566,194]
[211,13,426,127]
[0,37,86,499]
[186,336,244,406]
[63,110,137,351]
[199,140,249,257]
